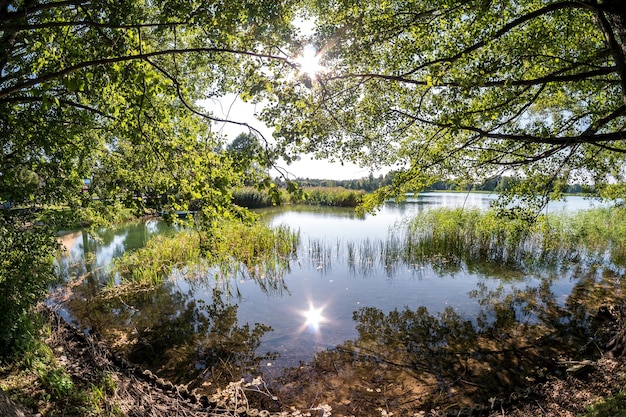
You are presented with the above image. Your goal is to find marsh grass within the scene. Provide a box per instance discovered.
[299,186,365,207]
[337,206,626,275]
[205,222,299,289]
[233,186,365,208]
[232,187,277,208]
[113,231,202,285]
[112,221,299,288]
[403,206,626,268]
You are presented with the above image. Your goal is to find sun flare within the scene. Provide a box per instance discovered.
[301,303,326,332]
[295,45,325,78]
[304,306,324,327]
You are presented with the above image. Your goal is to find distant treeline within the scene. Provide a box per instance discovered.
[427,176,594,194]
[294,173,392,192]
[234,175,593,209]
[291,174,594,195]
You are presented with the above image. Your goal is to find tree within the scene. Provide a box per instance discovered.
[226,132,265,183]
[0,0,302,357]
[0,0,303,210]
[262,0,626,210]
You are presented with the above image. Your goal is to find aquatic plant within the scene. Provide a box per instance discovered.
[232,187,278,208]
[298,187,364,207]
[113,230,202,285]
[112,221,299,288]
[402,206,626,269]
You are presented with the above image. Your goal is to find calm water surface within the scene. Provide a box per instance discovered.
[53,193,616,380]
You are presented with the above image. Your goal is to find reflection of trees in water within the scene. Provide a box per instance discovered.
[67,284,274,389]
[281,266,626,412]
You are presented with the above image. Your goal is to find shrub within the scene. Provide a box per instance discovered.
[0,218,59,360]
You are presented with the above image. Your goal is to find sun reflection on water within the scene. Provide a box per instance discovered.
[300,302,327,333]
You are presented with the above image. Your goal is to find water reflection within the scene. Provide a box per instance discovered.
[51,195,626,414]
[276,264,626,414]
[300,303,327,334]
[66,282,274,389]
[56,220,178,290]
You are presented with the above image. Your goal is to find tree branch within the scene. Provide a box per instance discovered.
[326,67,617,89]
[0,47,289,99]
[0,0,90,23]
[0,95,112,118]
[400,1,587,77]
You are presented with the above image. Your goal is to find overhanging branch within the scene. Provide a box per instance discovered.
[0,47,289,99]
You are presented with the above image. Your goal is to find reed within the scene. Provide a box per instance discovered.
[232,187,277,208]
[298,186,364,207]
[113,231,202,285]
[112,221,299,287]
[205,222,299,270]
[403,206,626,268]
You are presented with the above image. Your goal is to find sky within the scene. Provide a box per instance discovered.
[197,17,386,181]
[202,94,381,181]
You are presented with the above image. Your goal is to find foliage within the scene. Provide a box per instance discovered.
[0,216,59,359]
[0,0,303,355]
[263,0,626,211]
[0,318,120,416]
[582,392,626,417]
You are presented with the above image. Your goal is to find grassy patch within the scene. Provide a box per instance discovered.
[233,186,365,208]
[112,230,202,285]
[404,206,626,268]
[580,392,626,417]
[112,221,299,286]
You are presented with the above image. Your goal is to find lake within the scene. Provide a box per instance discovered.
[52,192,623,410]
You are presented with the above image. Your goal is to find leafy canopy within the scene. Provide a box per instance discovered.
[0,0,303,357]
[262,0,626,210]
[0,0,303,216]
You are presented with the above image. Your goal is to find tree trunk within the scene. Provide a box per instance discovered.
[0,388,33,417]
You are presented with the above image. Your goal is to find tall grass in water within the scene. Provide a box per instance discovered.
[113,231,202,285]
[232,186,365,208]
[113,222,299,286]
[404,206,626,268]
[299,187,364,207]
[232,187,277,208]
[204,222,299,274]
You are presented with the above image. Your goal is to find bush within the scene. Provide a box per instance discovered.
[0,218,59,360]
